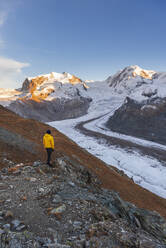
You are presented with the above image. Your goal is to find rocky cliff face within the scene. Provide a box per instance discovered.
[7,96,92,122]
[106,96,166,145]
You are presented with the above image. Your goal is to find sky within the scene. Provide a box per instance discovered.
[0,0,166,88]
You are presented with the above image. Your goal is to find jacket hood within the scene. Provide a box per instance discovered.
[44,133,51,137]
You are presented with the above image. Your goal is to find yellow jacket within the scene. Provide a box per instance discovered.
[43,133,54,149]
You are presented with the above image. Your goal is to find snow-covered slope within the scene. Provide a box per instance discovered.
[0,88,24,106]
[21,71,90,101]
[0,71,92,104]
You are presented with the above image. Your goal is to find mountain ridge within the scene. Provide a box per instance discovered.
[1,65,166,143]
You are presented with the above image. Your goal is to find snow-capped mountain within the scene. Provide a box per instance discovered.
[106,65,166,102]
[1,65,166,123]
[105,66,166,145]
[0,71,93,122]
[0,71,91,103]
[107,65,155,87]
[21,71,90,101]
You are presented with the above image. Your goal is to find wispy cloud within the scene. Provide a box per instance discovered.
[0,38,5,48]
[0,57,29,72]
[0,11,7,27]
[0,0,21,44]
[0,1,31,88]
[0,0,13,28]
[0,1,11,48]
[0,57,30,88]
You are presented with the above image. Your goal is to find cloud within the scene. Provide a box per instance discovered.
[0,2,29,88]
[0,57,29,72]
[0,0,21,26]
[0,57,30,88]
[0,38,4,47]
[0,11,7,27]
[0,10,8,47]
[0,3,10,48]
[0,0,21,46]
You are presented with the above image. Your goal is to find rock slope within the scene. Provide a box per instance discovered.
[1,105,166,246]
[8,96,91,122]
[1,157,166,247]
[106,97,166,145]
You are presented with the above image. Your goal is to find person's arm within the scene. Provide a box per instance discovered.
[43,136,46,148]
[51,136,54,150]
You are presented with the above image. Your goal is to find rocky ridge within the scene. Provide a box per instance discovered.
[7,96,92,122]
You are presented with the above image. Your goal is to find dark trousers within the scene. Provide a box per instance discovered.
[46,148,53,165]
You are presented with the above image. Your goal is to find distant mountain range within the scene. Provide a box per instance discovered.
[1,65,166,104]
[1,65,166,143]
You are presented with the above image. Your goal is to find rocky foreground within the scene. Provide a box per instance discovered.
[0,155,166,247]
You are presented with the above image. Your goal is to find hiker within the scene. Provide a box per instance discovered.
[43,129,54,167]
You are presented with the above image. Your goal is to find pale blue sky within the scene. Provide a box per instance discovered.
[0,0,166,88]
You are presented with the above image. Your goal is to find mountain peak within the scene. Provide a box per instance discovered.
[20,71,83,101]
[107,65,156,88]
[127,65,156,79]
[25,71,82,88]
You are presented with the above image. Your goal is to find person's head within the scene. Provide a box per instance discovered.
[46,130,51,134]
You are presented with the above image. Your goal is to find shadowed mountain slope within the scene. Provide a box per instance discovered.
[106,97,166,145]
